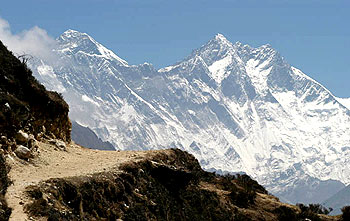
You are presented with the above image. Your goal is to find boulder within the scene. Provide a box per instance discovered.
[28,135,38,149]
[55,140,66,150]
[16,130,29,144]
[48,139,66,150]
[14,145,33,160]
[0,136,8,145]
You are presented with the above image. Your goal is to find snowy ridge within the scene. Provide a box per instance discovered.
[57,29,128,66]
[29,31,350,204]
[336,97,350,110]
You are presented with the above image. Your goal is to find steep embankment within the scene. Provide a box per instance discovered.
[0,40,71,220]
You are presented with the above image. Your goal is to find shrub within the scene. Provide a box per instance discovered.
[341,206,350,221]
[297,203,321,221]
[274,206,297,221]
[229,184,256,208]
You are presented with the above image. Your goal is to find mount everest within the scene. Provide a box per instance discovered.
[29,30,350,204]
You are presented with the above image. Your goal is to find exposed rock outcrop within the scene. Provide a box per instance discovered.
[14,145,32,160]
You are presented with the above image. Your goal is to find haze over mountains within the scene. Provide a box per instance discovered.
[28,30,350,205]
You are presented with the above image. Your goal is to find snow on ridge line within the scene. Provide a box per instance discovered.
[82,95,100,107]
[291,67,341,102]
[59,29,129,66]
[336,97,350,110]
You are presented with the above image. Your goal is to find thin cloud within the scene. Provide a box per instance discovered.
[0,17,57,61]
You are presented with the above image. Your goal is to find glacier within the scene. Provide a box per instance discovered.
[29,30,350,204]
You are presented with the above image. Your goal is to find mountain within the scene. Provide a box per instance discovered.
[323,185,350,215]
[29,30,350,204]
[0,39,337,221]
[337,97,350,110]
[71,121,115,150]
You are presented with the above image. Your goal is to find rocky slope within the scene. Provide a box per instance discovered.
[29,30,350,204]
[0,39,71,220]
[0,41,71,142]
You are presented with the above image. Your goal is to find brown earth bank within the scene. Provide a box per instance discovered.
[2,140,341,221]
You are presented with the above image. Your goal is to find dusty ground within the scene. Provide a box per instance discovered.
[5,141,167,221]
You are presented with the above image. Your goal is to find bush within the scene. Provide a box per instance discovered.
[274,206,297,221]
[229,184,256,208]
[297,203,321,221]
[235,174,268,194]
[342,206,350,221]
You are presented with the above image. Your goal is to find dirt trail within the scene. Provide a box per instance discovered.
[5,141,164,221]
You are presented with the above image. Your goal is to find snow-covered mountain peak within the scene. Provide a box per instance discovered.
[60,29,85,38]
[336,97,350,110]
[29,32,350,206]
[57,29,128,66]
[213,33,230,44]
[191,33,236,65]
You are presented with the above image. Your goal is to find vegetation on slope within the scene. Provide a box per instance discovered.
[0,41,71,141]
[0,40,72,220]
[0,154,11,220]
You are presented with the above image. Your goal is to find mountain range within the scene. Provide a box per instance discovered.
[28,30,350,205]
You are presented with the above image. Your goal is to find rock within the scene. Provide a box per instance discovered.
[14,145,33,160]
[16,130,29,144]
[28,135,38,149]
[4,102,10,109]
[48,139,66,150]
[55,140,66,150]
[36,132,44,140]
[0,136,8,145]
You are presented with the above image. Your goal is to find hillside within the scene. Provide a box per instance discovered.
[0,39,71,220]
[4,141,340,221]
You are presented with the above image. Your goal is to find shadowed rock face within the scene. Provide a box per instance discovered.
[0,40,71,142]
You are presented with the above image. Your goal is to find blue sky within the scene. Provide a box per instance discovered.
[1,0,349,97]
